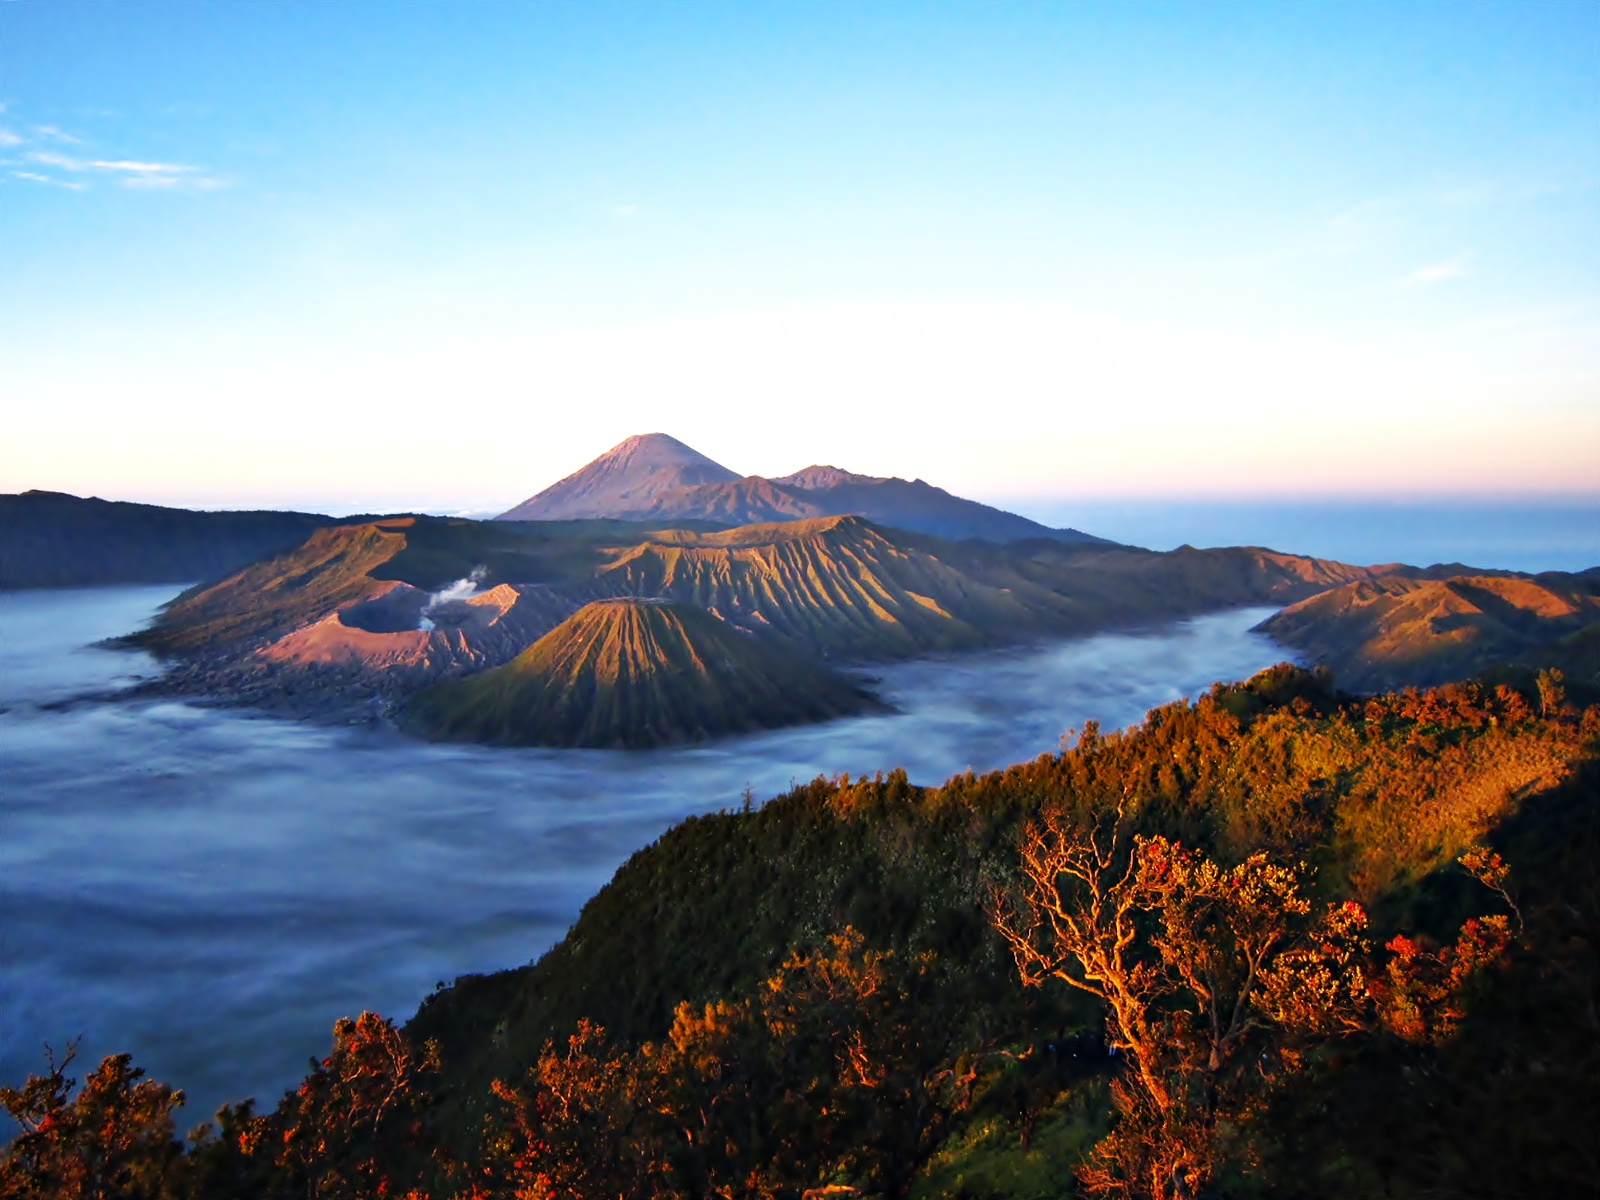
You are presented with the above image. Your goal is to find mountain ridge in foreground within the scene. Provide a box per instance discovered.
[496,432,1110,545]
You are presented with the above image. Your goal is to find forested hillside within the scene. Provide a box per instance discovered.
[4,666,1595,1198]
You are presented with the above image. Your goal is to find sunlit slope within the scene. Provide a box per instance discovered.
[495,431,1107,544]
[589,516,1084,657]
[258,581,575,673]
[406,598,879,747]
[135,512,1396,670]
[407,666,1595,1185]
[1260,570,1600,690]
[132,517,613,658]
[133,520,413,655]
[498,433,741,521]
[590,517,1388,659]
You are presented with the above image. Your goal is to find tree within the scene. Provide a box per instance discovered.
[488,1018,648,1200]
[0,1046,186,1200]
[489,928,974,1200]
[991,801,1508,1199]
[268,1012,441,1200]
[1536,667,1567,718]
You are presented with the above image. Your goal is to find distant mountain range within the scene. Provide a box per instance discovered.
[496,433,1109,545]
[125,511,1391,745]
[10,441,1596,746]
[0,435,1102,591]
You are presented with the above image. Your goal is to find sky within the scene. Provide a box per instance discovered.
[2,1,1597,516]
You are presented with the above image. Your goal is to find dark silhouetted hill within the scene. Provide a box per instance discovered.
[0,490,341,589]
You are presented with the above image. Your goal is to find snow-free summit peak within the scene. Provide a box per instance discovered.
[496,434,1112,546]
[497,433,741,521]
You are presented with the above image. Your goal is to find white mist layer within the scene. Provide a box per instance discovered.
[1,586,1294,1122]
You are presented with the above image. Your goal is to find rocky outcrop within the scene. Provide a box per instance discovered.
[259,582,574,672]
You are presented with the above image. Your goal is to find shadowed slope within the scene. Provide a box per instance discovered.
[1259,570,1600,690]
[612,475,826,525]
[0,490,341,589]
[772,468,1110,544]
[406,598,880,747]
[1008,541,1388,612]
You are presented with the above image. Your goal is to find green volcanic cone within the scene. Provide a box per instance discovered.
[405,598,883,748]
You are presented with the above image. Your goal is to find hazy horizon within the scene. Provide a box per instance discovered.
[17,473,1596,577]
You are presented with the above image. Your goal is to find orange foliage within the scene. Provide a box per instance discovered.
[0,1047,186,1200]
[488,929,969,1200]
[992,798,1513,1200]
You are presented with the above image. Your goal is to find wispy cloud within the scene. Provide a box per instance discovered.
[0,111,221,190]
[1398,254,1475,288]
[25,148,219,189]
[11,170,84,190]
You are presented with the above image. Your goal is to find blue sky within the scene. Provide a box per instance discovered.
[2,1,1596,513]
